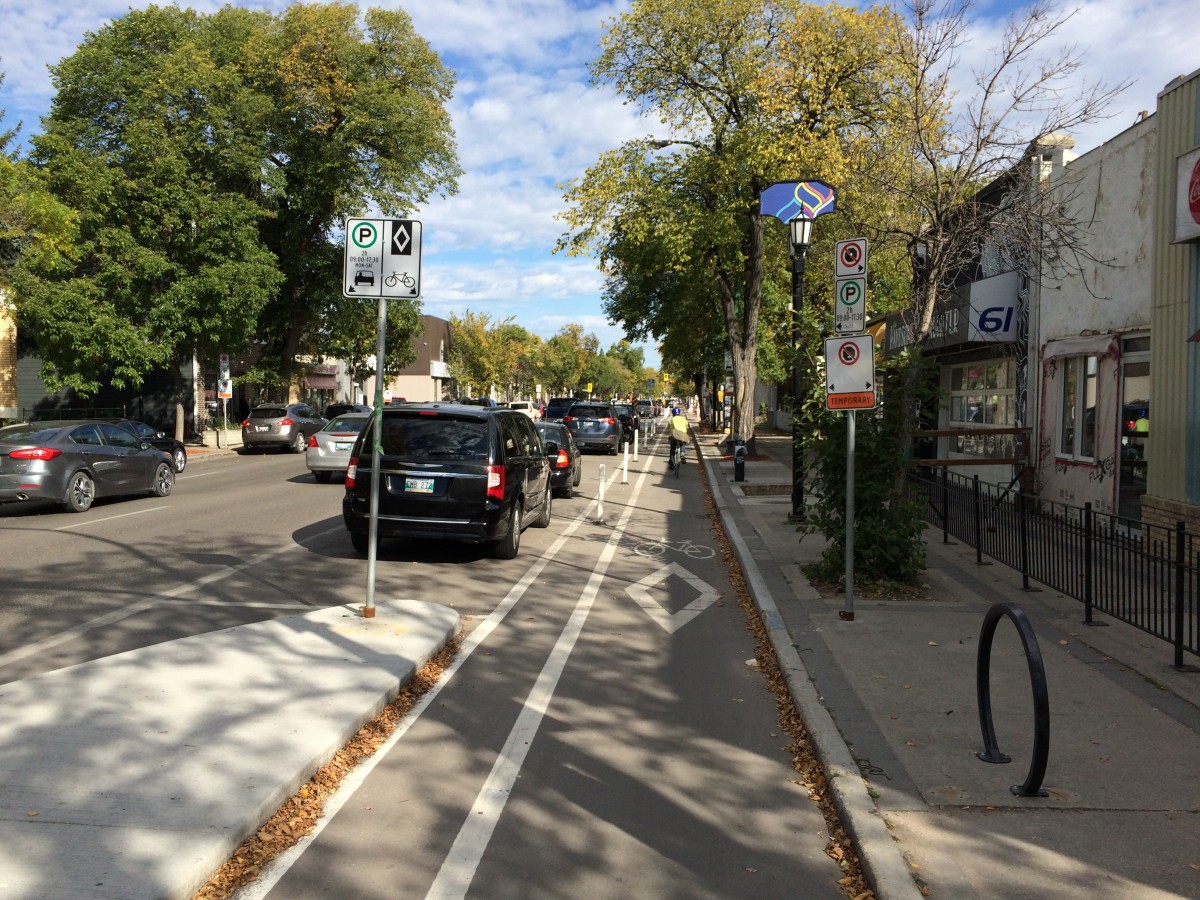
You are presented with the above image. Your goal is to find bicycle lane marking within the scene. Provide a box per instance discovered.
[625,561,721,634]
[424,447,660,900]
[243,472,629,900]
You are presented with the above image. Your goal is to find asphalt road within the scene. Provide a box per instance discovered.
[1,440,847,898]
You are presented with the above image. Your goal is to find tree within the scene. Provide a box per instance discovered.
[16,7,283,436]
[845,0,1126,502]
[560,0,904,451]
[13,4,460,437]
[242,3,460,387]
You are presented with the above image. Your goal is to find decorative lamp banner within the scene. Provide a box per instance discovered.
[759,180,836,223]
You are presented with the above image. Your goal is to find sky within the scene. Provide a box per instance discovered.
[2,0,1199,374]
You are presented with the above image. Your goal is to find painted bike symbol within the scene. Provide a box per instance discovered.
[633,538,714,560]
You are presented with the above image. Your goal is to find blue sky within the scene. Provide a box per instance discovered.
[2,0,1199,374]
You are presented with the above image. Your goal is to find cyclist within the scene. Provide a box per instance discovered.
[667,406,689,470]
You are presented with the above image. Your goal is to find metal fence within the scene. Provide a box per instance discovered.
[912,468,1199,668]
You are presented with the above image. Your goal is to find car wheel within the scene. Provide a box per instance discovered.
[493,503,522,559]
[172,447,187,473]
[151,462,175,498]
[533,482,552,527]
[313,470,333,483]
[350,530,371,554]
[290,431,306,453]
[572,464,581,487]
[63,470,95,513]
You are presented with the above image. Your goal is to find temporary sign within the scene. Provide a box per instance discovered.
[824,335,876,410]
[343,218,422,298]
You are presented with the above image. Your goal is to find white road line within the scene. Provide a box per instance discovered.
[53,506,170,530]
[425,459,655,900]
[0,526,343,670]
[240,481,636,900]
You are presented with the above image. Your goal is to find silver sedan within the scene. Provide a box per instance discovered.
[306,413,370,482]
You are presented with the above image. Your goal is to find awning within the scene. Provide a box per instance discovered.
[303,375,338,390]
[1041,334,1118,361]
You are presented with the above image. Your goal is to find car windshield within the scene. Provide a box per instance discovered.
[378,415,488,459]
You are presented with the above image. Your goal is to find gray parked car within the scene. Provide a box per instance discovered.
[0,420,175,513]
[240,403,327,453]
[563,401,622,454]
[306,413,370,482]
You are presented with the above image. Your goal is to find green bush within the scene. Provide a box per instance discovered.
[798,349,937,586]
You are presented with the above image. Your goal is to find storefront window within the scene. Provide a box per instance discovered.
[947,359,1016,457]
[1058,356,1097,461]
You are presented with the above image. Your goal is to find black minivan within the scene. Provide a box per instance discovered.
[342,403,552,559]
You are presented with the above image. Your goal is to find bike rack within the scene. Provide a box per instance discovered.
[976,602,1050,797]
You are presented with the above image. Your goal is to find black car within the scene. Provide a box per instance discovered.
[113,419,188,473]
[0,420,175,513]
[342,403,552,559]
[611,403,639,445]
[562,401,622,454]
[534,421,582,498]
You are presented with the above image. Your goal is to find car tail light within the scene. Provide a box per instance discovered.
[555,449,570,469]
[308,434,318,448]
[562,416,574,423]
[486,464,505,500]
[605,417,616,425]
[10,447,62,461]
[241,419,251,427]
[345,458,358,488]
[278,418,295,427]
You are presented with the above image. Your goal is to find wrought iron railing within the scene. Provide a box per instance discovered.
[912,468,1199,668]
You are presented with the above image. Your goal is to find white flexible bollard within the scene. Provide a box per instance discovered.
[596,464,606,523]
[622,443,629,483]
[633,428,639,461]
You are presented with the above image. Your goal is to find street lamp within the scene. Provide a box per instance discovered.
[789,210,814,521]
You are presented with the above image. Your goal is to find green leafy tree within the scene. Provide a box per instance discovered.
[560,0,904,451]
[17,7,283,436]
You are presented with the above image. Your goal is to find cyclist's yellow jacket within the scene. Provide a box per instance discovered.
[669,414,689,443]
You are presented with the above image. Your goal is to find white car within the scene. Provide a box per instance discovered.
[508,401,541,420]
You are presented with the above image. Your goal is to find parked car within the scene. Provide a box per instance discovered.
[508,400,541,421]
[562,401,622,454]
[635,398,656,421]
[240,403,327,453]
[112,419,188,473]
[0,420,175,513]
[342,403,551,559]
[306,413,371,482]
[458,397,498,407]
[542,397,576,422]
[534,421,582,498]
[323,402,372,420]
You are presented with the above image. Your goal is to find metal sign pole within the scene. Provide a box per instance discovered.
[364,294,387,618]
[843,409,856,621]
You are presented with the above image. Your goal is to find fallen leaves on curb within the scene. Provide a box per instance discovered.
[192,640,459,900]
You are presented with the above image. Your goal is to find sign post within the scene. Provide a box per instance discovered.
[344,218,423,618]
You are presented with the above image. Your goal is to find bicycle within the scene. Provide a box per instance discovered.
[670,441,685,477]
[633,537,714,560]
[383,271,416,289]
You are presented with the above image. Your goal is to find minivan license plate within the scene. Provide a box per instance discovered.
[405,476,435,494]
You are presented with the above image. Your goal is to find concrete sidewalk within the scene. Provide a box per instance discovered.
[699,428,1200,899]
[0,600,459,899]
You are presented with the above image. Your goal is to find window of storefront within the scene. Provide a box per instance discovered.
[947,358,1016,457]
[1057,356,1098,461]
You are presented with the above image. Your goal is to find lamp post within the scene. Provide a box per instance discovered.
[789,211,814,521]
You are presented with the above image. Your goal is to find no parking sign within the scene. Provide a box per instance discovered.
[824,335,876,410]
[834,238,868,334]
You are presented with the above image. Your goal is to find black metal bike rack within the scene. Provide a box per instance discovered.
[976,602,1050,797]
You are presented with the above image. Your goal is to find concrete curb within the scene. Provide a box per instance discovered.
[703,451,923,900]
